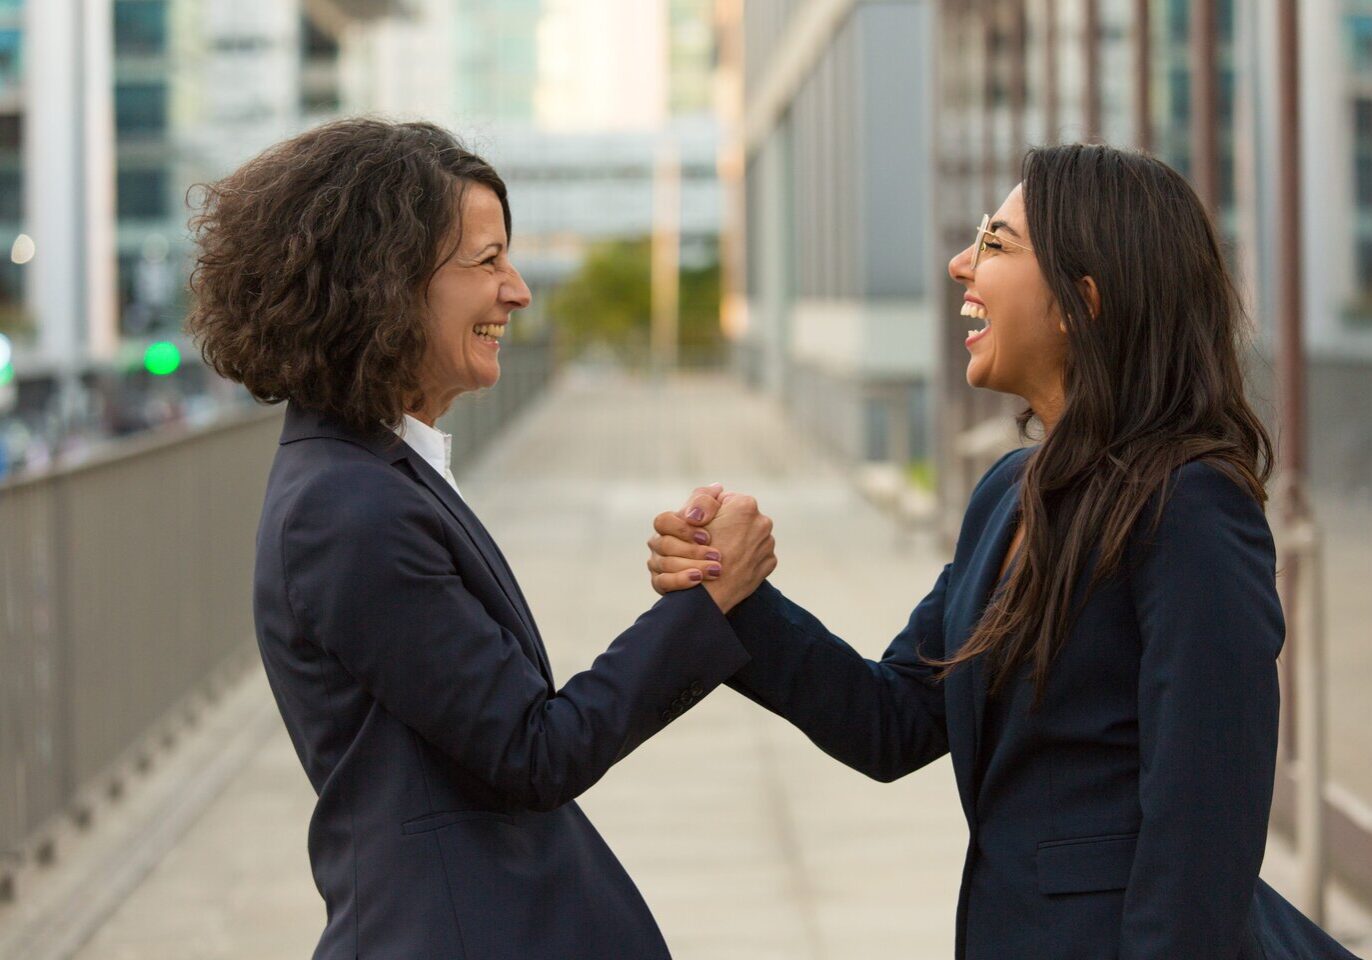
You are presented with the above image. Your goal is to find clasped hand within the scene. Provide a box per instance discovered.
[646,483,776,614]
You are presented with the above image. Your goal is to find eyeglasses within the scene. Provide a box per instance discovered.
[971,213,1032,271]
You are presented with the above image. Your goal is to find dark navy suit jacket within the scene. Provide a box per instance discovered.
[725,448,1352,959]
[253,402,750,960]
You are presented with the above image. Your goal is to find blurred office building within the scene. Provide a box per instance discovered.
[727,0,938,468]
[0,0,400,440]
[725,0,1371,503]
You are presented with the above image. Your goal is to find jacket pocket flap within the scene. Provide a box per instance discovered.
[401,811,515,835]
[1036,833,1138,895]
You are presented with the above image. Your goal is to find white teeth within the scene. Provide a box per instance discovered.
[474,324,506,339]
[959,301,989,321]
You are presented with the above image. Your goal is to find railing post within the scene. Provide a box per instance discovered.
[1288,509,1328,924]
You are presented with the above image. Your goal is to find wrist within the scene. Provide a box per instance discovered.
[703,579,739,615]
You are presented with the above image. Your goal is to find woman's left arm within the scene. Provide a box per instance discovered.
[1121,462,1285,959]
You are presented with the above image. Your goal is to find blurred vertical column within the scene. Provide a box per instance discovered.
[23,0,117,406]
[651,135,681,375]
[1042,0,1058,140]
[714,0,748,352]
[1083,0,1101,139]
[1274,0,1329,924]
[1133,0,1151,151]
[1190,0,1219,214]
[1007,0,1027,176]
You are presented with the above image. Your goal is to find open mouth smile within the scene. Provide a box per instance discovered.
[961,300,990,345]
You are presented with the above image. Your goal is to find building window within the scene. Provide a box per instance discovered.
[1357,98,1372,141]
[1354,99,1372,209]
[117,168,168,220]
[0,168,19,221]
[0,113,19,150]
[301,15,339,59]
[1348,14,1372,71]
[0,29,20,91]
[114,1,168,57]
[302,87,340,114]
[115,82,167,137]
[1352,237,1372,327]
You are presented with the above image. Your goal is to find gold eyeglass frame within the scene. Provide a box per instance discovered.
[972,213,1032,271]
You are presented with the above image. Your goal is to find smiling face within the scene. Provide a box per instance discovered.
[947,184,1069,419]
[412,182,532,422]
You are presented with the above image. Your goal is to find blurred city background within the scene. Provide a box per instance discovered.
[0,0,1369,957]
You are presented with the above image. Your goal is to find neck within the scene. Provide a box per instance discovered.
[407,388,461,428]
[1025,387,1064,435]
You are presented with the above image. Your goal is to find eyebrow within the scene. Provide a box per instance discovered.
[989,220,1022,239]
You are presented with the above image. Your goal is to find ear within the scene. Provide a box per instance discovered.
[1076,275,1101,321]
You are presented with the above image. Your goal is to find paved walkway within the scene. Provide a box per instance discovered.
[31,370,1371,958]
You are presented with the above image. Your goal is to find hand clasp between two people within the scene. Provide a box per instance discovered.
[646,483,776,614]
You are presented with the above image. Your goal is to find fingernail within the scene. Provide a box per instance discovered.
[692,531,709,545]
[687,508,704,522]
[704,550,721,561]
[706,564,721,578]
[688,569,704,582]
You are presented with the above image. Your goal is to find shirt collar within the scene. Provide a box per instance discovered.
[392,414,453,480]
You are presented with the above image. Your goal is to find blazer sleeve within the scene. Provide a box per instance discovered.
[723,566,952,782]
[280,462,751,813]
[1120,462,1285,959]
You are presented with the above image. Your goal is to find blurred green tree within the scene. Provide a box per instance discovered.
[548,237,723,363]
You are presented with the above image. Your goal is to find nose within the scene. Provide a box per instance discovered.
[503,263,532,310]
[948,242,975,287]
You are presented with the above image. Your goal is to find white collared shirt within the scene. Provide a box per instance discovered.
[392,414,463,499]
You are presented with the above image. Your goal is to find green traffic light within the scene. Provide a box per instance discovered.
[144,341,181,376]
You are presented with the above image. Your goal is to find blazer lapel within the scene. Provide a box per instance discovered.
[278,406,557,689]
[944,479,1021,807]
[401,452,555,686]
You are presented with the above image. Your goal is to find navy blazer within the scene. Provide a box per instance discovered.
[253,402,750,960]
[725,448,1340,960]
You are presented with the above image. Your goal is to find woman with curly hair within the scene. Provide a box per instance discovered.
[187,118,776,960]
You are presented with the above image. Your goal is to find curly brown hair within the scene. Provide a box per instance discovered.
[186,117,511,435]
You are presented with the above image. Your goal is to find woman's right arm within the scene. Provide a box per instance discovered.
[723,571,952,782]
[649,500,951,783]
[282,462,752,813]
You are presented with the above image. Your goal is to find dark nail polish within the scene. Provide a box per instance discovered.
[688,569,704,582]
[692,531,709,544]
[705,550,721,561]
[687,508,704,522]
[706,564,721,578]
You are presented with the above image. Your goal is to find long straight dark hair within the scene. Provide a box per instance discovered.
[936,143,1274,697]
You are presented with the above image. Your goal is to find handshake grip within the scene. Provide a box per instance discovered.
[646,485,777,615]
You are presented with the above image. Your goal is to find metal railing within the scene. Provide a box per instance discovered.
[0,408,281,873]
[0,340,555,892]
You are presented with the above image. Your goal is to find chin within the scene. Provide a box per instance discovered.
[965,361,990,390]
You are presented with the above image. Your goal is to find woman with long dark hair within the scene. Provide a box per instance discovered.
[649,143,1356,959]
